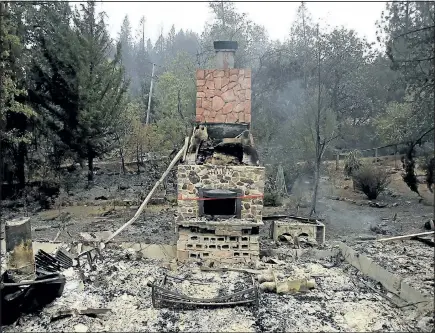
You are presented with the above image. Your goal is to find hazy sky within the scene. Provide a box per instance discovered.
[96,1,387,45]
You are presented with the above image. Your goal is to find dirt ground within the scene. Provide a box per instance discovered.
[1,156,434,332]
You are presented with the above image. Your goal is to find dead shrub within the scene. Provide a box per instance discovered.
[352,164,390,200]
[344,150,363,177]
[264,192,282,207]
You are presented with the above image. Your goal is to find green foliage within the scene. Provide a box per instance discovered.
[377,2,434,97]
[352,164,391,200]
[200,2,268,68]
[375,99,431,145]
[263,192,283,207]
[154,52,196,148]
[0,2,35,144]
[344,150,363,177]
[26,1,128,181]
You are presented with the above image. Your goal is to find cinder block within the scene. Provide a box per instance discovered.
[240,243,250,250]
[214,250,233,258]
[178,233,190,241]
[177,250,189,262]
[177,241,187,251]
[273,219,325,244]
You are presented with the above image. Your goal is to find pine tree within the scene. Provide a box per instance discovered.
[28,1,128,182]
[73,1,129,181]
[0,1,35,188]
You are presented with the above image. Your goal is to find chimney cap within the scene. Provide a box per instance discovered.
[214,41,238,51]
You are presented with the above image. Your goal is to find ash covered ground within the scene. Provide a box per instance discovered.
[3,245,433,333]
[1,158,434,332]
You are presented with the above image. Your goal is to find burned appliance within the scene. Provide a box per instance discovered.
[175,41,265,264]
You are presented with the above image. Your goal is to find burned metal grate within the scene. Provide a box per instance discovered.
[148,274,259,309]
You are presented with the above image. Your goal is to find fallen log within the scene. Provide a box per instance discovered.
[411,236,435,247]
[377,231,434,242]
[104,140,188,244]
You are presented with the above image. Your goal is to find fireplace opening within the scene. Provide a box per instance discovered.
[199,188,242,218]
[204,198,236,215]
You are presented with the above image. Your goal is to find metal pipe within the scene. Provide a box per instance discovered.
[1,276,65,287]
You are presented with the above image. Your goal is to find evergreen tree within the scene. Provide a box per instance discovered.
[0,1,35,188]
[73,1,129,181]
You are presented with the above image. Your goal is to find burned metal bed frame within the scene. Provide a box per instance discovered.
[148,274,259,309]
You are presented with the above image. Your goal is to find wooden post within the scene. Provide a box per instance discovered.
[5,217,36,282]
[145,63,155,125]
[105,140,188,243]
[394,144,398,169]
[335,153,339,171]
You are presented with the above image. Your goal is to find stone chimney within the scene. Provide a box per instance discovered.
[214,41,238,69]
[196,40,251,124]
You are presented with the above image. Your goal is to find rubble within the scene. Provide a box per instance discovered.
[1,242,433,332]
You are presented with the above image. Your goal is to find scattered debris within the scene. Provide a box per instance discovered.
[35,249,72,272]
[337,241,433,313]
[51,308,111,322]
[260,277,316,294]
[368,201,388,208]
[1,270,66,326]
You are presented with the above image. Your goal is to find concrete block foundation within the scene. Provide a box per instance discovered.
[272,218,326,244]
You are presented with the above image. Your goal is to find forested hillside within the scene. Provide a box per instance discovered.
[1,1,433,199]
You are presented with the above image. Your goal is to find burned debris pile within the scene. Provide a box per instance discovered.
[187,125,260,167]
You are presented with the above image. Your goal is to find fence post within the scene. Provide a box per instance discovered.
[375,148,378,160]
[394,145,398,169]
[336,153,340,171]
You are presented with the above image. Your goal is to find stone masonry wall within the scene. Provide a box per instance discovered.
[195,69,251,124]
[177,165,265,223]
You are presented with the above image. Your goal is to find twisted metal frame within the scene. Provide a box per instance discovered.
[149,274,259,309]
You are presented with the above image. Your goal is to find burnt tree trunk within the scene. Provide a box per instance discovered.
[87,154,94,182]
[15,142,26,189]
[136,144,140,174]
[310,155,322,217]
[120,147,126,175]
[402,143,420,196]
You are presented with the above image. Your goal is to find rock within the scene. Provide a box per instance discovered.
[424,219,434,230]
[212,96,225,110]
[119,185,130,190]
[95,196,108,200]
[74,324,89,332]
[392,202,399,207]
